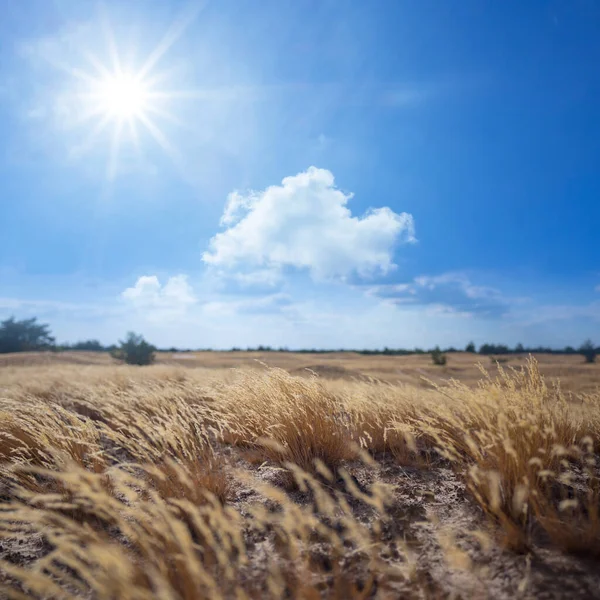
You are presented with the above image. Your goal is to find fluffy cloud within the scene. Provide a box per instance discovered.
[367,272,510,317]
[203,167,415,280]
[121,275,196,318]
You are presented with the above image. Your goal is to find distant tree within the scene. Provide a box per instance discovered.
[515,343,525,353]
[431,346,447,366]
[479,343,510,355]
[71,339,105,351]
[0,317,55,353]
[110,332,156,366]
[580,340,597,364]
[465,341,476,353]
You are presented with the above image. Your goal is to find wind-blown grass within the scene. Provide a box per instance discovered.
[0,358,598,598]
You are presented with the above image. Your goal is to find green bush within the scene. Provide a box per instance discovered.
[489,355,510,364]
[110,332,156,366]
[431,346,447,366]
[580,339,597,364]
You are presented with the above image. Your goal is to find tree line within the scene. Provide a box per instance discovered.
[0,316,597,364]
[0,317,155,365]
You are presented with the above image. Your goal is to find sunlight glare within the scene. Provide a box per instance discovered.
[53,5,204,180]
[98,73,149,119]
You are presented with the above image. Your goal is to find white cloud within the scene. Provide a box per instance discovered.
[219,191,257,226]
[121,275,196,319]
[413,273,501,300]
[230,269,282,288]
[203,167,415,281]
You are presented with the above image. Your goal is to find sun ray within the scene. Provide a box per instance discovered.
[144,104,183,127]
[137,113,185,173]
[81,50,113,80]
[146,89,209,101]
[137,3,204,80]
[100,7,123,77]
[142,67,182,91]
[107,119,124,181]
[69,114,113,159]
[138,113,177,157]
[127,118,141,156]
[63,102,107,130]
[46,60,101,86]
[146,85,264,102]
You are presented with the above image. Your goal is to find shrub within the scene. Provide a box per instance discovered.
[580,339,597,364]
[489,355,510,364]
[431,346,447,366]
[110,332,156,366]
[70,339,106,351]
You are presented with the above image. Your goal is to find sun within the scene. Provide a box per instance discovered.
[76,66,164,179]
[97,73,149,120]
[49,6,205,180]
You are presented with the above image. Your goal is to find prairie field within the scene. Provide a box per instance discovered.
[0,352,600,599]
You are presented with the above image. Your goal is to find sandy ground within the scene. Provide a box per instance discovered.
[4,442,598,599]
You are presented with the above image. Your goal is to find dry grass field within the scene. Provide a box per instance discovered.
[0,351,600,598]
[2,349,599,393]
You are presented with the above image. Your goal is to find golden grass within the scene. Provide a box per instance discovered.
[212,368,354,470]
[0,357,598,598]
[403,362,600,553]
[2,349,599,393]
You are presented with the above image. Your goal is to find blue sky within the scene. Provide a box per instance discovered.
[1,0,599,349]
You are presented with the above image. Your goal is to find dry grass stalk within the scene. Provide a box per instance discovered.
[0,357,598,598]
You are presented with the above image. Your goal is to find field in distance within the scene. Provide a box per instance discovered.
[1,349,599,394]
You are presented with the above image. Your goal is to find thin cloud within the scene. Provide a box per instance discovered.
[366,272,511,318]
[510,302,600,325]
[202,293,294,318]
